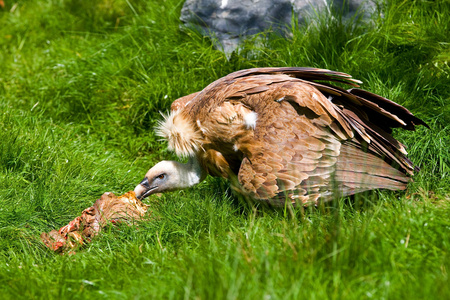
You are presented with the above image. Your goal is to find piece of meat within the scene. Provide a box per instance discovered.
[41,191,149,254]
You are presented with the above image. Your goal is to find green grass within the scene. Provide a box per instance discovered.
[0,0,449,299]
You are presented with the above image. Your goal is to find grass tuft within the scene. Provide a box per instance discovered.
[0,0,449,298]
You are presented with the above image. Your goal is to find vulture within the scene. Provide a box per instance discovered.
[134,67,427,206]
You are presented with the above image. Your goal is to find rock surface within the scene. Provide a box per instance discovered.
[180,0,380,53]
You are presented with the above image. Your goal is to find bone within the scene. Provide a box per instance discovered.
[40,191,149,254]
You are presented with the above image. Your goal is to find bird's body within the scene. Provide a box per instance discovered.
[135,67,427,206]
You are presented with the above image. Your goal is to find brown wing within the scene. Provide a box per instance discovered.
[233,80,412,206]
[178,67,426,206]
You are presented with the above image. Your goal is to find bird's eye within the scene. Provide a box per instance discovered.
[157,174,165,180]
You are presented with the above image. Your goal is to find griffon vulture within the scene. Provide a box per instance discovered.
[134,67,427,206]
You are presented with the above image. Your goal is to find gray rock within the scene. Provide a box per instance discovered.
[180,0,381,53]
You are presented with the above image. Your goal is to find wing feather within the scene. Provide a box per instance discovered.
[170,67,426,206]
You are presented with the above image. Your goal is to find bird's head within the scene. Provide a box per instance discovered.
[134,159,204,200]
[134,161,182,199]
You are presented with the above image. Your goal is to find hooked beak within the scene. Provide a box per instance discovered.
[134,177,157,200]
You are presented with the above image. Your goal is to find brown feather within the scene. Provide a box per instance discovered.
[170,92,200,111]
[158,67,427,206]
